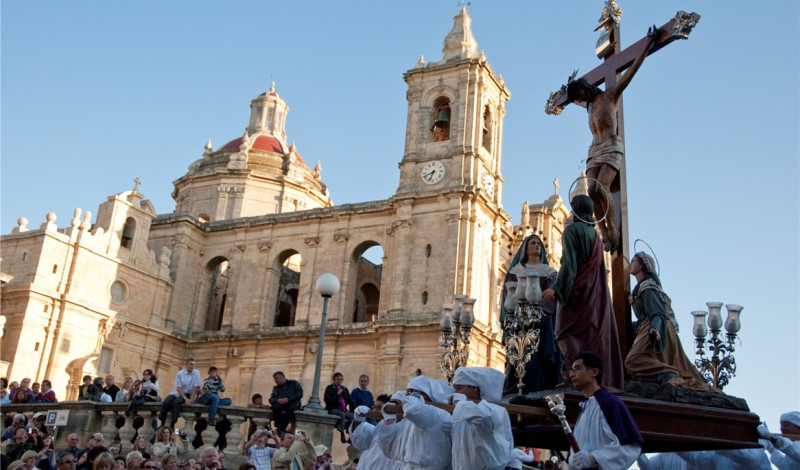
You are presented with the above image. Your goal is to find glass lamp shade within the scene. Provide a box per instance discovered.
[440,305,453,331]
[460,298,476,327]
[524,272,542,303]
[514,274,528,302]
[706,302,724,330]
[691,311,709,338]
[724,304,743,334]
[316,273,340,297]
[504,282,518,311]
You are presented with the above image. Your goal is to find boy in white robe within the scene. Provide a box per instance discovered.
[449,367,514,470]
[568,351,642,470]
[378,376,453,470]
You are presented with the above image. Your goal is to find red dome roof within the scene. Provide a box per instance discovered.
[221,135,283,153]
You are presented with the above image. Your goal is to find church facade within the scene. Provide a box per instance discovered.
[0,9,568,403]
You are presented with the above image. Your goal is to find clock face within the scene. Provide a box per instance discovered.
[421,161,445,185]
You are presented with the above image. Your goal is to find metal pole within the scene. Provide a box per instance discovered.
[304,295,331,413]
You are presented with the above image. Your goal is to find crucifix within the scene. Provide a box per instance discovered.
[546,2,700,358]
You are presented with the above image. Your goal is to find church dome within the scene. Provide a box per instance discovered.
[221,135,285,155]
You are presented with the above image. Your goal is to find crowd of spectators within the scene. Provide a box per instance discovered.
[1,368,380,469]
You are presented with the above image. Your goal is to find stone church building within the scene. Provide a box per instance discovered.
[0,9,569,403]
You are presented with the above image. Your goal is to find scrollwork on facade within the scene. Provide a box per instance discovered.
[304,237,320,246]
[257,239,273,252]
[333,233,349,242]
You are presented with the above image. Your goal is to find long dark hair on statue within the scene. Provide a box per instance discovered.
[567,78,603,103]
[570,195,595,224]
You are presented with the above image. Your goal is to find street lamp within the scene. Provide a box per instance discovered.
[304,273,340,414]
[502,269,545,394]
[440,295,475,384]
[692,302,743,390]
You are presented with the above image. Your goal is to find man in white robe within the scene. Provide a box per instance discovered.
[378,376,453,470]
[760,411,800,469]
[348,394,393,470]
[567,351,642,470]
[449,367,514,470]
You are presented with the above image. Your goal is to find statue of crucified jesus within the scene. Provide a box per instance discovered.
[566,26,658,252]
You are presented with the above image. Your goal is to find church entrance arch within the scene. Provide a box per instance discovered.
[350,242,383,323]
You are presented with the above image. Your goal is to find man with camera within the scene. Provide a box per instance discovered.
[244,428,281,470]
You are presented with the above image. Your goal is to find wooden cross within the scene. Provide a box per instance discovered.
[546,6,700,358]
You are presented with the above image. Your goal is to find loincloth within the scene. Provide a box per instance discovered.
[587,139,624,171]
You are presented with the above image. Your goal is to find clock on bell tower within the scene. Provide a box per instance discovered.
[394,8,510,202]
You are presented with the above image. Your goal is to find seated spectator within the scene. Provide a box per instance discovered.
[199,448,221,470]
[106,442,121,458]
[75,451,90,470]
[268,372,302,436]
[246,394,270,440]
[114,378,133,403]
[30,413,51,436]
[141,460,159,470]
[31,382,41,396]
[11,388,31,404]
[158,359,201,430]
[10,378,34,401]
[160,455,178,470]
[0,387,10,404]
[56,434,82,462]
[20,450,40,470]
[36,435,56,470]
[5,427,35,461]
[243,429,281,470]
[150,426,181,459]
[217,452,227,470]
[196,366,232,425]
[57,452,77,470]
[350,375,375,425]
[93,378,112,403]
[35,380,58,403]
[78,376,93,400]
[271,431,315,470]
[113,457,125,470]
[93,452,114,470]
[125,452,144,470]
[79,385,101,402]
[133,437,150,460]
[323,372,354,443]
[103,376,120,404]
[2,414,27,441]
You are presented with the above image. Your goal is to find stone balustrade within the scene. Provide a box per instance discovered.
[1,402,339,467]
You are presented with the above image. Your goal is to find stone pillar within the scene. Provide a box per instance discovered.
[223,415,246,455]
[292,410,339,454]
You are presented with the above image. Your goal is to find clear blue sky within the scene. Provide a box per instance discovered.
[2,0,798,438]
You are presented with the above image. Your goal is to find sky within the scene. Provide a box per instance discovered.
[2,0,798,443]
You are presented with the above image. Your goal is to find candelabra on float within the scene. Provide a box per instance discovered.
[503,269,545,394]
[691,302,743,390]
[439,295,475,384]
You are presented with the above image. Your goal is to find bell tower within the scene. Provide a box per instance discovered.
[395,7,510,205]
[383,8,512,365]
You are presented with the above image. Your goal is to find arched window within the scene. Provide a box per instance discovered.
[275,251,302,327]
[430,97,451,143]
[351,244,383,323]
[204,258,231,330]
[120,217,136,248]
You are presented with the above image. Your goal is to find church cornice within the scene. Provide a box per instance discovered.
[152,199,395,232]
